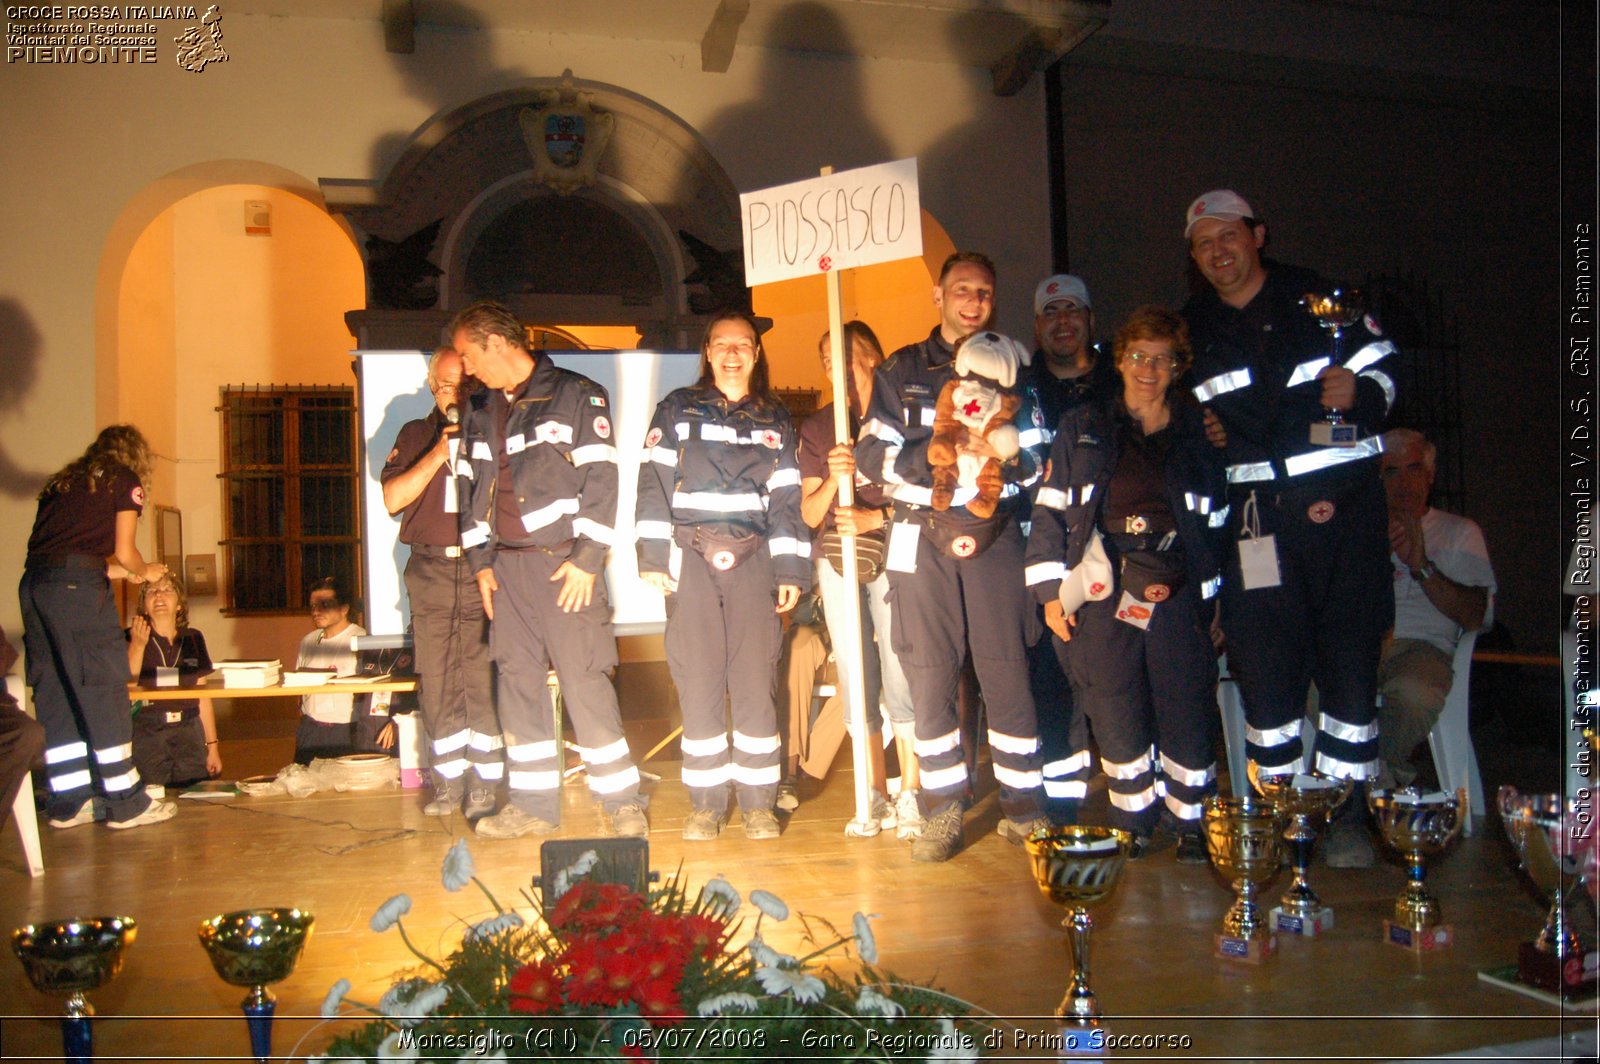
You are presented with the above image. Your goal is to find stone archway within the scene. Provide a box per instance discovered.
[324,73,745,351]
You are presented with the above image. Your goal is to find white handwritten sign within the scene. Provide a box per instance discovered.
[740,158,922,287]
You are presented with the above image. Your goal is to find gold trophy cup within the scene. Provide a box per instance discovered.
[198,908,314,1063]
[1497,787,1598,996]
[1370,788,1465,950]
[13,916,137,1063]
[1026,826,1132,1028]
[1203,796,1283,963]
[1301,288,1365,446]
[1251,769,1353,936]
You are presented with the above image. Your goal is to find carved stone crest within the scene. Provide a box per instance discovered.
[519,71,614,194]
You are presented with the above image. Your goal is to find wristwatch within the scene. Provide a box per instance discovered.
[1410,560,1438,583]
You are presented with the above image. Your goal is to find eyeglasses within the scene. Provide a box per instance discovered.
[1124,351,1176,370]
[309,597,340,611]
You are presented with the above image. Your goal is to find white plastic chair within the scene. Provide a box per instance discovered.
[8,670,43,876]
[1426,630,1482,835]
[1216,655,1250,798]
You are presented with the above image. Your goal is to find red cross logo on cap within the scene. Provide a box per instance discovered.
[1046,282,1060,295]
[1307,500,1336,524]
[1193,201,1207,216]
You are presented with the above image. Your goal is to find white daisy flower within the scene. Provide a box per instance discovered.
[749,889,789,920]
[701,875,741,914]
[855,985,905,1022]
[748,934,793,969]
[381,982,450,1027]
[853,912,879,965]
[754,965,826,1004]
[369,894,412,932]
[319,978,351,1018]
[468,912,524,940]
[376,1029,420,1061]
[441,838,475,892]
[696,992,761,1016]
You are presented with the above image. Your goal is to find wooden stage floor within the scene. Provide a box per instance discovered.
[2,751,1596,1063]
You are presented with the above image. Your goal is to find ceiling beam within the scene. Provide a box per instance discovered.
[701,0,750,74]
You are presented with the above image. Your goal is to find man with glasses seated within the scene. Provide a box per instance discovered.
[380,347,499,819]
[293,576,394,764]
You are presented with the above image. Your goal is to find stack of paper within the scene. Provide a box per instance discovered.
[215,660,284,688]
[283,669,336,687]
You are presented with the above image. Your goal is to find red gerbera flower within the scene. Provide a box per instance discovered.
[678,913,728,961]
[507,960,563,1014]
[564,938,625,1008]
[633,976,684,1026]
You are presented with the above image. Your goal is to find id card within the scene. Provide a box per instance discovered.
[1239,535,1282,590]
[885,521,921,574]
[1114,590,1155,630]
[155,666,180,688]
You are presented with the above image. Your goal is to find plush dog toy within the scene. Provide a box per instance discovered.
[926,331,1032,519]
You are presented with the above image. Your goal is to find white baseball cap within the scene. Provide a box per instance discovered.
[1184,190,1256,238]
[1033,274,1091,316]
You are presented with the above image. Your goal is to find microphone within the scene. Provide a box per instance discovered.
[445,403,461,425]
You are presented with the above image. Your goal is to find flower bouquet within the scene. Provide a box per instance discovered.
[311,841,987,1060]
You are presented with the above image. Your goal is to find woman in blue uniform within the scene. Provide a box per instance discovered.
[636,309,810,841]
[21,424,175,830]
[1026,307,1226,859]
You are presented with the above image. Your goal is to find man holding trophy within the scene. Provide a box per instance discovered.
[1181,190,1398,868]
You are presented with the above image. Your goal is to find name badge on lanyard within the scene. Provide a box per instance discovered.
[155,666,180,688]
[885,520,921,574]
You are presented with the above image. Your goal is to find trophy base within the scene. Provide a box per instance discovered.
[1216,932,1276,964]
[1385,920,1452,951]
[1056,1024,1110,1057]
[1517,941,1600,997]
[1272,905,1333,937]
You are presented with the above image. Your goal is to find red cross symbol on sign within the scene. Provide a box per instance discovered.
[818,255,833,271]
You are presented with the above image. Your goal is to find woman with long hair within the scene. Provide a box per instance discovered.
[21,424,175,829]
[127,571,220,790]
[636,309,809,841]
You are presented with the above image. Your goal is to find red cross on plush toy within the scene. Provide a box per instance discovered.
[925,331,1032,520]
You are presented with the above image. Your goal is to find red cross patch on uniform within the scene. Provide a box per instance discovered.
[1363,314,1382,336]
[951,535,977,558]
[760,430,782,449]
[593,415,611,439]
[645,427,663,449]
[711,549,737,571]
[1307,500,1336,524]
[131,485,146,507]
[1144,583,1171,603]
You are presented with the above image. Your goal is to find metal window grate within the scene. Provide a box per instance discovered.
[218,386,360,614]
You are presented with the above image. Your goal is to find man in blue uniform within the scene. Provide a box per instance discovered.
[381,348,500,819]
[856,252,1049,862]
[452,301,646,839]
[1180,190,1397,865]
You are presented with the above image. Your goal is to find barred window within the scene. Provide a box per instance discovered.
[219,386,361,614]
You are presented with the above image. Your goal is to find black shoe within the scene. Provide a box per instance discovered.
[911,806,965,862]
[1175,832,1208,865]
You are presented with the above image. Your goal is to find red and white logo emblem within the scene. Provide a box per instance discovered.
[759,430,782,449]
[1088,580,1107,596]
[593,415,611,439]
[951,535,977,558]
[1046,281,1061,296]
[1144,583,1171,603]
[131,485,146,506]
[1128,515,1149,534]
[1307,500,1336,524]
[711,549,737,571]
[1363,314,1382,336]
[645,427,663,449]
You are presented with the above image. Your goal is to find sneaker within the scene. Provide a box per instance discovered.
[775,778,800,812]
[743,807,781,840]
[474,806,558,840]
[910,805,964,863]
[107,799,177,830]
[1322,819,1376,869]
[609,802,649,838]
[423,782,462,817]
[871,792,897,831]
[895,789,924,840]
[1175,831,1209,865]
[144,784,166,800]
[996,815,1051,846]
[682,808,724,841]
[463,788,497,820]
[48,798,106,830]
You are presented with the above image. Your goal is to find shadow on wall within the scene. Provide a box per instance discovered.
[0,298,49,500]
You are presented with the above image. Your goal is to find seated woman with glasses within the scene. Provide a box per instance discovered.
[1025,306,1227,861]
[127,572,219,791]
[293,576,395,764]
